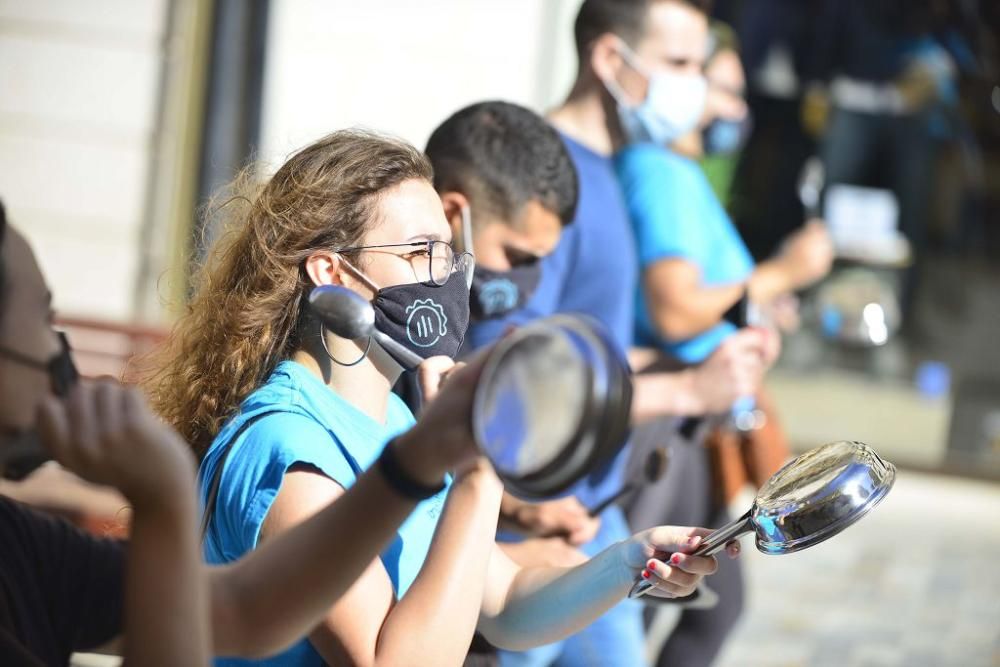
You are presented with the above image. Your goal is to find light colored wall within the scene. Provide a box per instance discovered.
[259,0,585,168]
[0,0,168,322]
[1,0,588,321]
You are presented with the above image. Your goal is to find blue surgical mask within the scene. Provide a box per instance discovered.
[702,115,752,155]
[605,42,708,146]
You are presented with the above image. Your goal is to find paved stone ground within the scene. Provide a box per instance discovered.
[707,471,1000,667]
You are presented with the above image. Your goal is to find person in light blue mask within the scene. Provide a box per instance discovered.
[618,25,833,369]
[603,37,709,148]
[693,23,755,204]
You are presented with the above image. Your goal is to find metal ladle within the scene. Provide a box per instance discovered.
[629,440,896,599]
[308,286,634,500]
[309,285,424,369]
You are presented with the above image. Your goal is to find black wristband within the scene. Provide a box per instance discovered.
[722,287,751,328]
[376,438,446,501]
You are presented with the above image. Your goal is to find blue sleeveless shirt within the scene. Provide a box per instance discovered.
[199,360,449,666]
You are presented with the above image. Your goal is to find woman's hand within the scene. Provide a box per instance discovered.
[776,220,834,290]
[621,526,739,599]
[764,293,801,334]
[394,350,492,485]
[416,355,464,403]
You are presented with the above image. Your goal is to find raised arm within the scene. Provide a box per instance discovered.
[210,353,503,665]
[37,381,210,667]
[248,458,502,666]
[205,434,450,658]
[642,258,748,341]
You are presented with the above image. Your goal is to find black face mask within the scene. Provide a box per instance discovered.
[470,259,543,321]
[372,271,471,362]
[0,332,79,480]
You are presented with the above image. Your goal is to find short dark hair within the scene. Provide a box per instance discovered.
[425,101,578,226]
[574,0,712,55]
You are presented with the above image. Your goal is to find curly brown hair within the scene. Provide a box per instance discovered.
[138,129,432,457]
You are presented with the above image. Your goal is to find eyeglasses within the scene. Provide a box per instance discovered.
[0,331,79,397]
[338,239,475,287]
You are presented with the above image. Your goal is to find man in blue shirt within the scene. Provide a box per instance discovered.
[458,2,770,666]
[428,99,643,667]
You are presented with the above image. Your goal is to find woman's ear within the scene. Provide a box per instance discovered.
[303,251,344,288]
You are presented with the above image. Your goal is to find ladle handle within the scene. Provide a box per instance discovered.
[627,511,753,599]
[371,329,425,370]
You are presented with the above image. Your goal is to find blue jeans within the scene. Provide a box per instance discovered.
[497,505,645,667]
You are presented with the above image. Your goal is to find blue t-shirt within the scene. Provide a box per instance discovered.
[616,143,755,363]
[199,360,449,667]
[466,133,638,508]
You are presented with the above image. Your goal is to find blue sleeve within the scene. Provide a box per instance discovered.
[219,412,358,554]
[616,145,710,269]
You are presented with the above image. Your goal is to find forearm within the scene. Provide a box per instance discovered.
[649,282,744,341]
[209,466,422,658]
[371,469,502,666]
[124,493,209,667]
[478,542,632,651]
[748,260,794,303]
[631,369,706,423]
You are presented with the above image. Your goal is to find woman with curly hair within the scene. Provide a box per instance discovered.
[142,128,728,667]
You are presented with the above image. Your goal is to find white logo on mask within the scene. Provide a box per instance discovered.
[405,299,449,348]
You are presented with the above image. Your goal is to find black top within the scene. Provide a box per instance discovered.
[0,496,125,667]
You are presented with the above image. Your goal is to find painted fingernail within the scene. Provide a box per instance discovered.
[646,559,658,571]
[670,554,681,565]
[641,569,651,579]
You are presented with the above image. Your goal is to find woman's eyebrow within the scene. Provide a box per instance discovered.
[406,233,441,242]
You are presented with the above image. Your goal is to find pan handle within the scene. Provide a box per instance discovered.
[691,510,753,557]
[627,510,753,599]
